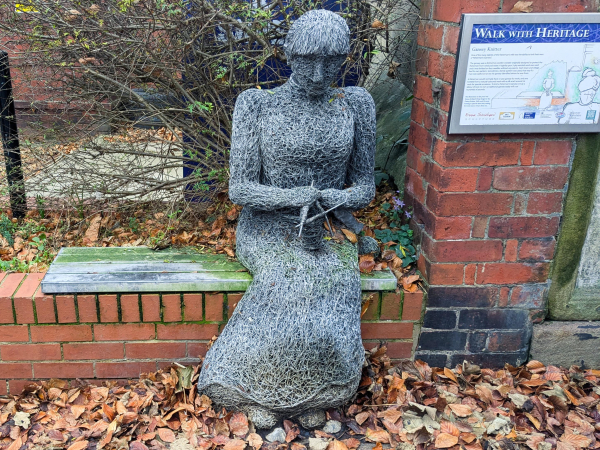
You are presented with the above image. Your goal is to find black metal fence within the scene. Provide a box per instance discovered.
[0,51,26,218]
[0,51,27,218]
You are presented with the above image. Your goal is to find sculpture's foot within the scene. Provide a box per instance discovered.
[246,406,279,429]
[297,409,326,430]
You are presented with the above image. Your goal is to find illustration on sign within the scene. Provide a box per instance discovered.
[449,15,600,133]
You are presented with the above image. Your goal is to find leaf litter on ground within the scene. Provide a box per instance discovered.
[1,345,599,450]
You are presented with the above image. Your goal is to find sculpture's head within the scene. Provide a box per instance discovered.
[284,9,350,96]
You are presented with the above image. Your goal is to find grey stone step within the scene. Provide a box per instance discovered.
[529,321,600,368]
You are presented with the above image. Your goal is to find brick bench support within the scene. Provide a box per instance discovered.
[0,266,423,395]
[409,0,597,367]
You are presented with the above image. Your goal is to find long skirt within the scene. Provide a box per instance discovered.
[197,207,364,415]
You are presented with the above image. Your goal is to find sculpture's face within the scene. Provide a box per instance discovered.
[290,54,347,96]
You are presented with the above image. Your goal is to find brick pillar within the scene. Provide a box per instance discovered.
[408,0,598,367]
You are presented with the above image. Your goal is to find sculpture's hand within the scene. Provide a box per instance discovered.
[319,188,348,210]
[289,185,320,208]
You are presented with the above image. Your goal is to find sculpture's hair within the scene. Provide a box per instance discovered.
[283,9,350,59]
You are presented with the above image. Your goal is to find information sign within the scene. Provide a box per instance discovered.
[449,13,600,134]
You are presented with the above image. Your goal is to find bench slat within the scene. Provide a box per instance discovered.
[42,271,254,293]
[47,262,248,273]
[53,247,240,265]
[41,247,398,293]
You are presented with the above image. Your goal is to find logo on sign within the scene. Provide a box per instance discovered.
[587,110,597,120]
[524,112,536,119]
[499,112,515,120]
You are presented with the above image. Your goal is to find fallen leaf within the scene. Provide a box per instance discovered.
[102,404,116,422]
[48,430,65,441]
[97,419,117,449]
[291,443,306,450]
[380,408,402,424]
[342,438,361,449]
[67,441,89,450]
[247,433,262,449]
[314,430,333,439]
[223,439,246,450]
[130,442,150,450]
[402,274,420,291]
[355,411,369,425]
[283,419,300,443]
[526,360,545,371]
[461,432,477,444]
[559,432,592,448]
[341,229,358,244]
[157,428,175,443]
[435,433,459,448]
[7,436,23,450]
[359,255,375,273]
[564,389,580,406]
[227,208,239,221]
[13,412,30,428]
[13,236,23,252]
[510,0,533,12]
[443,367,458,384]
[440,420,460,437]
[327,440,348,450]
[229,412,249,437]
[524,412,541,430]
[449,404,473,417]
[71,405,86,419]
[365,428,390,443]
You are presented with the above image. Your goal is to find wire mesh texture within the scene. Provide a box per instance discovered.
[197,10,376,429]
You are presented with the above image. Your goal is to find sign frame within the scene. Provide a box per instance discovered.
[448,13,600,134]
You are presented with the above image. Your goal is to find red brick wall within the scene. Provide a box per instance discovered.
[0,273,422,395]
[1,38,101,135]
[409,0,598,367]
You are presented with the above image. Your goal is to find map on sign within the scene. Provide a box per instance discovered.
[449,14,600,134]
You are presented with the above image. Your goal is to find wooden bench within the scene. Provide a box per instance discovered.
[41,247,398,294]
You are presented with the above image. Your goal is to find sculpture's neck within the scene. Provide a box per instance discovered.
[287,75,330,101]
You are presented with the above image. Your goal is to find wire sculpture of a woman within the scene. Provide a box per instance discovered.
[197,9,376,429]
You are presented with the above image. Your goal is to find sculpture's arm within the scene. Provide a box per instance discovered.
[228,89,318,210]
[320,87,376,211]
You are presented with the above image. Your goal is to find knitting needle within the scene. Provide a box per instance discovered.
[298,181,314,237]
[295,201,345,228]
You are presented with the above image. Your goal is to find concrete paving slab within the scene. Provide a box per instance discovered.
[24,135,184,201]
[529,321,600,368]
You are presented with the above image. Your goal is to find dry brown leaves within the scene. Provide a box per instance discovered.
[82,214,102,246]
[2,350,600,450]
